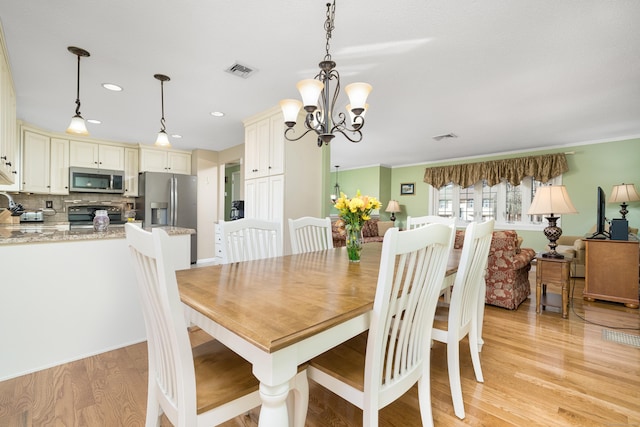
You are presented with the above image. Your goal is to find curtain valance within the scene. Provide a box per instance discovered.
[423,153,569,188]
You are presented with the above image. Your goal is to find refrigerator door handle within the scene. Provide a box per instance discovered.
[170,176,176,226]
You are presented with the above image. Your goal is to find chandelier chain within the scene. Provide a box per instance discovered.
[324,1,336,61]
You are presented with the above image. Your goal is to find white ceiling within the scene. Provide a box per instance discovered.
[1,1,639,170]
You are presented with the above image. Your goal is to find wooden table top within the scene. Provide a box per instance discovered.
[178,243,459,354]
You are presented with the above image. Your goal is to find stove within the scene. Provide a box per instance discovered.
[68,205,125,228]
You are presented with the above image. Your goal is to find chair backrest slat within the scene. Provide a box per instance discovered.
[288,217,333,254]
[450,219,495,331]
[220,218,282,263]
[406,215,456,230]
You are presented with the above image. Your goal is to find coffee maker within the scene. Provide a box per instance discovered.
[230,200,244,220]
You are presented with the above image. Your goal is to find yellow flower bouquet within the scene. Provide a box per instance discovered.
[334,190,381,262]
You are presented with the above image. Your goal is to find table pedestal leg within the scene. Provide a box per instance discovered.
[258,382,291,427]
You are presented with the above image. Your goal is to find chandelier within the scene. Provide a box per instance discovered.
[279,0,372,147]
[66,46,91,136]
[154,74,171,147]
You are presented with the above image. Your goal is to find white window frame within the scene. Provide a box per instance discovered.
[429,175,563,230]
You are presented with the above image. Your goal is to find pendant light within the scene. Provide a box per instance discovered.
[154,74,171,148]
[330,165,341,203]
[66,46,90,136]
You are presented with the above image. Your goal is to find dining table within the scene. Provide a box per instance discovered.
[177,242,460,427]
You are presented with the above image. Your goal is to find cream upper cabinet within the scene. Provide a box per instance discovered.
[139,146,191,175]
[243,106,324,255]
[21,130,69,194]
[0,26,18,185]
[49,138,70,194]
[124,147,139,196]
[69,140,125,170]
[244,111,284,179]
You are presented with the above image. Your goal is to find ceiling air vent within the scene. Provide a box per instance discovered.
[432,133,458,141]
[225,62,256,79]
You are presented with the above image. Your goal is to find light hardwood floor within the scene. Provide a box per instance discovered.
[1,271,639,426]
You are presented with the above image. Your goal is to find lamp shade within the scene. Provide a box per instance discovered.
[527,185,578,215]
[296,79,324,110]
[385,200,400,213]
[66,114,89,136]
[345,82,372,112]
[609,183,640,203]
[155,130,171,148]
[279,99,303,125]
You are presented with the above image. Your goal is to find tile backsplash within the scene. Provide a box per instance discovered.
[8,193,138,223]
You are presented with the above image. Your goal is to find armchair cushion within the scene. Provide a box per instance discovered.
[456,229,535,310]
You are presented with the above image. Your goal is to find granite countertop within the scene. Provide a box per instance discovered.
[0,224,195,246]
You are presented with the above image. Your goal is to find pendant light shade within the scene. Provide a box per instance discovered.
[66,46,90,136]
[154,74,171,148]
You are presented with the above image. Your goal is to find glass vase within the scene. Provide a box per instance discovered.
[93,210,110,232]
[345,226,363,263]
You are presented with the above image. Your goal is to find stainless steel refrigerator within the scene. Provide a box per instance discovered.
[138,172,197,263]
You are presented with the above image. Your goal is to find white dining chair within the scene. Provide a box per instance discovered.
[125,224,308,427]
[307,223,455,427]
[220,218,282,263]
[431,219,494,419]
[406,214,456,229]
[288,216,333,254]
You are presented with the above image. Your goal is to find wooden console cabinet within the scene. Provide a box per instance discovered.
[583,239,639,308]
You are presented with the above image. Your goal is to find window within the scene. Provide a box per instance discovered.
[430,176,561,229]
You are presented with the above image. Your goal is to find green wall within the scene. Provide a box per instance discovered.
[327,165,393,219]
[336,138,640,252]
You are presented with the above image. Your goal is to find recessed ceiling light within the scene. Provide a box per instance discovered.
[87,119,101,124]
[171,134,182,139]
[210,111,225,117]
[102,83,123,92]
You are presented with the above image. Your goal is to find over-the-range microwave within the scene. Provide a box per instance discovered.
[69,167,125,194]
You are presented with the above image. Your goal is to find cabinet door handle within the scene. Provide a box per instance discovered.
[0,156,6,160]
[5,162,11,167]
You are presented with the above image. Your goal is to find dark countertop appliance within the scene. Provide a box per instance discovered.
[68,205,124,228]
[230,200,244,220]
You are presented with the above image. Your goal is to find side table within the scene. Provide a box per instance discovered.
[535,254,573,319]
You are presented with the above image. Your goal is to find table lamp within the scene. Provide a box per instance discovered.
[609,183,640,220]
[527,185,578,258]
[385,200,400,222]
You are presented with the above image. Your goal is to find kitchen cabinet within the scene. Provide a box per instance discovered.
[124,147,139,196]
[21,130,69,194]
[139,146,191,175]
[244,113,284,179]
[70,140,125,170]
[243,106,324,254]
[0,25,18,186]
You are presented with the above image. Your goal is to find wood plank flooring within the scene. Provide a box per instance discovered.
[1,273,639,426]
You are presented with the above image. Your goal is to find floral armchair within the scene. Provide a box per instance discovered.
[455,229,535,310]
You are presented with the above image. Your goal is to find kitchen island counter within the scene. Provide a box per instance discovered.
[0,224,195,381]
[0,224,194,245]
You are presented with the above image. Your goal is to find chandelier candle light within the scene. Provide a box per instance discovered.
[334,191,381,262]
[527,185,578,258]
[154,74,171,148]
[66,46,91,136]
[279,0,372,147]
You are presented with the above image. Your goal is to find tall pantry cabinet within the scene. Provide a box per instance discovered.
[243,106,325,255]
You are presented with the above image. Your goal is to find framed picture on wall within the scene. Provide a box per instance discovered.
[400,182,415,195]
